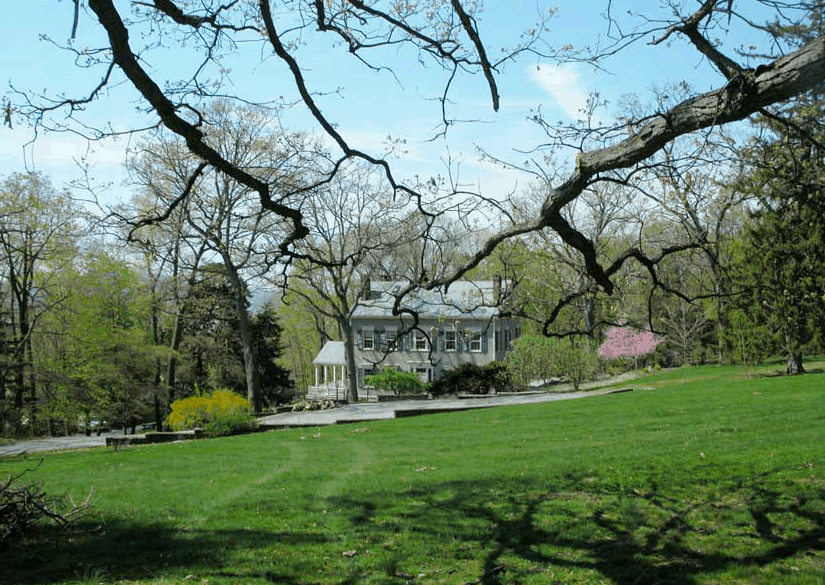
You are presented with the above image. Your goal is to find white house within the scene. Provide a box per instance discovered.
[307,280,520,399]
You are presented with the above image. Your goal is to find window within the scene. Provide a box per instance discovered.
[469,331,482,353]
[413,330,428,351]
[363,329,374,350]
[445,330,457,352]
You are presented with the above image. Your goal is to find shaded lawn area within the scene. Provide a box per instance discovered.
[1,362,824,585]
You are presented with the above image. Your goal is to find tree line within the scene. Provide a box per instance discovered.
[2,2,825,434]
[0,86,823,435]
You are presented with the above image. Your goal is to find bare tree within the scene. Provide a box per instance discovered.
[282,162,414,402]
[11,1,825,329]
[125,102,321,411]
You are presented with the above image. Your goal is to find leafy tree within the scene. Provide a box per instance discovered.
[275,281,337,394]
[174,266,293,409]
[41,253,163,434]
[250,304,294,407]
[177,264,248,395]
[507,334,558,389]
[0,172,78,435]
[730,193,825,373]
[730,9,825,374]
[120,183,210,428]
[719,307,775,367]
[554,338,601,390]
[509,334,599,390]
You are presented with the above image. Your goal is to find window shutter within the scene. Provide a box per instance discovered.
[438,330,445,352]
[482,330,488,353]
[376,328,385,350]
[356,329,363,350]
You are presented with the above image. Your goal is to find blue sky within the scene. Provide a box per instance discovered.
[0,1,766,204]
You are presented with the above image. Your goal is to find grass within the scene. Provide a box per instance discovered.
[1,360,824,585]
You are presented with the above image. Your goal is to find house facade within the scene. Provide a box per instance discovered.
[307,280,520,399]
[357,279,520,389]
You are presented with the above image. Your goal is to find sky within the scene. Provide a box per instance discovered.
[0,1,771,207]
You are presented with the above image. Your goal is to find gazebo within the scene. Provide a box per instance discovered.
[307,341,348,400]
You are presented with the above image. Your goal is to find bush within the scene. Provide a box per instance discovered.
[429,362,513,397]
[202,411,259,437]
[365,368,425,395]
[167,389,257,436]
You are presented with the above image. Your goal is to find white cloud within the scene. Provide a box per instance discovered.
[0,128,128,175]
[529,64,590,120]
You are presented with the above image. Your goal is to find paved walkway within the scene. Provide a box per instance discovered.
[258,385,628,427]
[0,375,637,457]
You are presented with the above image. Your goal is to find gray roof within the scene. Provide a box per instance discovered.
[313,341,346,365]
[352,280,502,320]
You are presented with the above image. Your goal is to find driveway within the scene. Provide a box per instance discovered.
[0,431,121,458]
[0,376,636,457]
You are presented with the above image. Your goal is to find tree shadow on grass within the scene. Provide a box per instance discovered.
[327,473,825,585]
[3,474,823,585]
[0,519,332,585]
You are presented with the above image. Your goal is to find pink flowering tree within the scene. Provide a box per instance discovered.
[598,322,664,371]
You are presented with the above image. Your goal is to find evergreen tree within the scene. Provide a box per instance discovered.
[732,8,825,374]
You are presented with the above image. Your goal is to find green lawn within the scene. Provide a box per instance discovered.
[2,361,824,585]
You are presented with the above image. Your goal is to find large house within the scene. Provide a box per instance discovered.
[308,280,520,399]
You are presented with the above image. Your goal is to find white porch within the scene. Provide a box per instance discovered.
[307,364,350,400]
[307,341,379,401]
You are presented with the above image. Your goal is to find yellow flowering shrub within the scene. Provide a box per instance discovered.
[167,389,255,434]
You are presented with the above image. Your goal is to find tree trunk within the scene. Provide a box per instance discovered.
[583,294,596,339]
[786,351,805,375]
[153,358,164,431]
[784,323,806,375]
[222,256,261,412]
[341,319,359,404]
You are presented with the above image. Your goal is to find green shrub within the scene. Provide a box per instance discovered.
[202,410,259,437]
[167,389,257,436]
[365,368,425,395]
[429,362,513,397]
